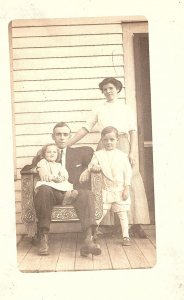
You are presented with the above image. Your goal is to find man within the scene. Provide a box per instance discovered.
[33,121,101,257]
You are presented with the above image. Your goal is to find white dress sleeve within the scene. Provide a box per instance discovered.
[83,108,98,132]
[37,159,51,174]
[88,153,100,170]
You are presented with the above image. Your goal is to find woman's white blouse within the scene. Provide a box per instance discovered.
[84,100,137,134]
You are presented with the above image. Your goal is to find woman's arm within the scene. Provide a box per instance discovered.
[67,127,89,146]
[129,130,137,166]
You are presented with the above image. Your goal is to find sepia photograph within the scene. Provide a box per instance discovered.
[10,16,156,272]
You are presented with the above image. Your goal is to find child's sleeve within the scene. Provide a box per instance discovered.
[88,153,100,171]
[36,159,51,176]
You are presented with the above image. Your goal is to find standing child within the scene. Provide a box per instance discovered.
[88,126,132,246]
[35,143,78,201]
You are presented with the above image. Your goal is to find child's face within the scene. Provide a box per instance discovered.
[102,83,119,102]
[102,132,118,151]
[45,145,58,162]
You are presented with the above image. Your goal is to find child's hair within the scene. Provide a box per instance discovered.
[41,143,59,159]
[101,126,119,138]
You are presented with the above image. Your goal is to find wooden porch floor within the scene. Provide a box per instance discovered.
[17,225,156,272]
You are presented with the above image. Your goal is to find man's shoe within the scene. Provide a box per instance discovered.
[39,233,49,255]
[80,240,101,257]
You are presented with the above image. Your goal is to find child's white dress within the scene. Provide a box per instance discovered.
[35,159,73,192]
[89,149,132,212]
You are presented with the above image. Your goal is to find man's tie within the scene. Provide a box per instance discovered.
[59,150,63,165]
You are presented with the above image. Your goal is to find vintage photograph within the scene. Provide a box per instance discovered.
[10,15,156,272]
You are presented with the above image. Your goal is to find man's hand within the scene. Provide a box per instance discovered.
[79,169,90,183]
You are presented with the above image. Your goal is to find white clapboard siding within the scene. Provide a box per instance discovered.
[13,55,123,71]
[13,45,124,59]
[13,78,125,92]
[10,18,125,232]
[13,66,124,81]
[12,24,123,37]
[12,34,122,49]
[15,121,101,136]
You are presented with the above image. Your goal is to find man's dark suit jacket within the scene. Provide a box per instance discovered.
[23,146,94,191]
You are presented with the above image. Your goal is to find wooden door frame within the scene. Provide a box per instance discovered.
[122,22,148,171]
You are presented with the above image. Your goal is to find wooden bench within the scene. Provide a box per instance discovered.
[21,168,103,237]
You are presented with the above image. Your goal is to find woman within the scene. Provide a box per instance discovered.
[68,77,150,237]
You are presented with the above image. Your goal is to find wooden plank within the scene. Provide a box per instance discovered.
[12,34,123,49]
[13,55,124,71]
[134,238,156,267]
[18,241,43,272]
[145,229,156,247]
[123,239,150,269]
[93,236,112,270]
[105,236,131,269]
[12,24,123,37]
[13,89,125,102]
[16,234,23,245]
[17,236,32,267]
[15,132,100,148]
[11,16,147,27]
[39,234,63,272]
[74,233,94,271]
[56,233,77,271]
[15,110,92,124]
[13,78,125,92]
[13,45,124,59]
[15,122,100,137]
[13,66,124,81]
[15,99,104,114]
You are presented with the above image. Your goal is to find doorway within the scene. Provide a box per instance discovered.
[133,33,155,224]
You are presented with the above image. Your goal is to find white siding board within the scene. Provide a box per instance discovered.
[14,78,125,92]
[16,122,100,136]
[12,24,123,37]
[12,34,123,49]
[15,99,105,113]
[13,66,124,81]
[11,16,147,27]
[13,45,124,59]
[16,132,100,148]
[13,55,123,71]
[14,89,125,102]
[15,110,93,124]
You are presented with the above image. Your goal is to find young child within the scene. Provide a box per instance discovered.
[35,143,78,201]
[88,126,132,246]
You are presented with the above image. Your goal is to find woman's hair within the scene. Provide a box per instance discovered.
[101,126,119,138]
[99,77,123,93]
[41,143,59,159]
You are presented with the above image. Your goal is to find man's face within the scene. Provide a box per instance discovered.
[52,126,71,149]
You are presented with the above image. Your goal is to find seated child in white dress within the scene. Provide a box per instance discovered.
[88,126,132,246]
[35,143,78,201]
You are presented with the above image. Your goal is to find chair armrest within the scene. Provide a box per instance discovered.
[21,171,37,237]
[91,171,103,220]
